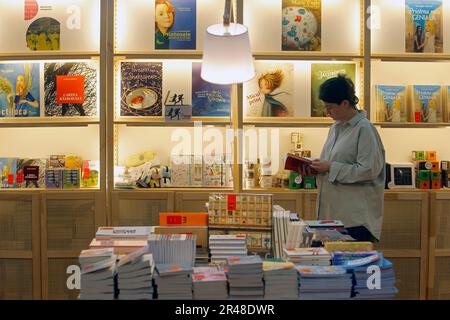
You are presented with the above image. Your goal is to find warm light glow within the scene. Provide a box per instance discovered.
[201,23,255,85]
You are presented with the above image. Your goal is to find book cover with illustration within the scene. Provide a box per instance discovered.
[120,62,163,117]
[203,155,222,187]
[405,0,443,53]
[282,0,321,52]
[191,62,231,117]
[310,63,356,117]
[17,158,47,188]
[412,85,442,123]
[375,85,408,122]
[0,63,40,118]
[44,61,99,117]
[0,158,18,188]
[154,0,197,50]
[244,61,294,118]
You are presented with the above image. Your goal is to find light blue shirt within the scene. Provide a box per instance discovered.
[316,110,386,240]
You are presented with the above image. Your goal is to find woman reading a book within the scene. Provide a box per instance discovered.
[300,75,385,242]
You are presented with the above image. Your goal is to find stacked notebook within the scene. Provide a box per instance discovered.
[192,270,228,300]
[117,247,155,300]
[284,247,331,266]
[227,256,264,299]
[296,265,353,300]
[263,261,298,299]
[209,235,247,262]
[154,263,193,300]
[79,255,118,300]
[148,234,197,266]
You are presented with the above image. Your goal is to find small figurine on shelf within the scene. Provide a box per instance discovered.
[149,167,162,188]
[160,165,171,188]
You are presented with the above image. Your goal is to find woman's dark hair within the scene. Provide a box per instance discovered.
[319,74,359,108]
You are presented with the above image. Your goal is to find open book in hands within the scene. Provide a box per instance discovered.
[284,153,318,176]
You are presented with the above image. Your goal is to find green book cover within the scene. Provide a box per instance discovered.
[310,63,356,117]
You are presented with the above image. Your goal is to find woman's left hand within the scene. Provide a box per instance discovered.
[310,160,331,174]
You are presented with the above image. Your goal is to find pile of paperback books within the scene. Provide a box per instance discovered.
[148,234,197,265]
[192,266,228,300]
[284,247,331,266]
[154,263,193,300]
[209,234,247,262]
[227,256,264,299]
[263,261,298,299]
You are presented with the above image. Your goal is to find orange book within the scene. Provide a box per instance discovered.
[159,212,209,227]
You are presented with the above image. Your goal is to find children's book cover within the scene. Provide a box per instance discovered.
[44,61,99,117]
[405,0,443,53]
[375,85,407,122]
[0,158,18,188]
[244,62,294,118]
[412,85,442,123]
[120,62,163,117]
[282,0,321,52]
[191,62,231,117]
[310,63,356,117]
[17,158,47,188]
[203,155,222,187]
[154,0,196,50]
[170,155,191,187]
[0,63,40,118]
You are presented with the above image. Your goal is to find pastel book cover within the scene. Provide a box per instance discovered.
[375,85,407,122]
[405,0,443,53]
[154,0,197,50]
[282,0,322,52]
[412,85,442,123]
[44,61,99,117]
[203,155,222,187]
[191,62,231,117]
[120,62,163,117]
[45,169,63,189]
[311,63,356,117]
[170,155,191,187]
[17,158,47,188]
[244,61,294,118]
[0,63,40,118]
[190,155,203,187]
[0,158,18,188]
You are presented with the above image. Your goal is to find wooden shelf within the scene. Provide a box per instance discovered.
[0,52,100,59]
[114,51,203,60]
[113,187,234,192]
[244,117,334,128]
[244,188,317,194]
[0,188,101,193]
[0,118,100,128]
[371,54,450,62]
[115,117,231,127]
[254,52,364,61]
[373,122,450,128]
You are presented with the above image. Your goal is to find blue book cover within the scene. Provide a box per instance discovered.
[0,158,18,188]
[0,63,40,118]
[412,85,442,123]
[191,62,231,117]
[406,0,443,53]
[155,0,196,50]
[296,265,349,277]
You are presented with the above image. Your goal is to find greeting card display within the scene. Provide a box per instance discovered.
[191,62,231,117]
[405,0,443,53]
[154,0,196,50]
[375,85,408,122]
[282,0,322,52]
[310,63,356,117]
[244,62,294,118]
[120,62,163,117]
[44,61,99,117]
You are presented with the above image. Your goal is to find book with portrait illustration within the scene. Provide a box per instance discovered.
[405,0,443,53]
[244,61,294,118]
[0,63,40,118]
[375,85,408,123]
[44,61,99,117]
[282,0,321,52]
[154,0,196,50]
[120,62,163,117]
[310,63,356,117]
[191,62,231,117]
[411,85,442,123]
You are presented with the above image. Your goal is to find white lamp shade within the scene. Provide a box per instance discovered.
[201,23,255,85]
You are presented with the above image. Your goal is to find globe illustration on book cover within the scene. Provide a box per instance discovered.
[282,6,319,51]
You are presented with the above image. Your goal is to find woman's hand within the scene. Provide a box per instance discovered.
[310,160,331,174]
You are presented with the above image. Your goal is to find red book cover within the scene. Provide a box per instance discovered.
[284,153,317,174]
[56,75,85,104]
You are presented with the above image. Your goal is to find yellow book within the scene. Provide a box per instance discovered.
[324,241,373,252]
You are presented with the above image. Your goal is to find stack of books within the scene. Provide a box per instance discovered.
[351,255,398,300]
[227,256,264,299]
[79,255,118,300]
[284,247,331,266]
[192,270,228,300]
[154,263,193,300]
[331,250,379,266]
[79,248,115,267]
[306,220,345,230]
[148,234,197,266]
[209,235,247,262]
[117,247,155,300]
[95,226,153,240]
[296,265,353,300]
[263,261,298,299]
[308,228,355,247]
